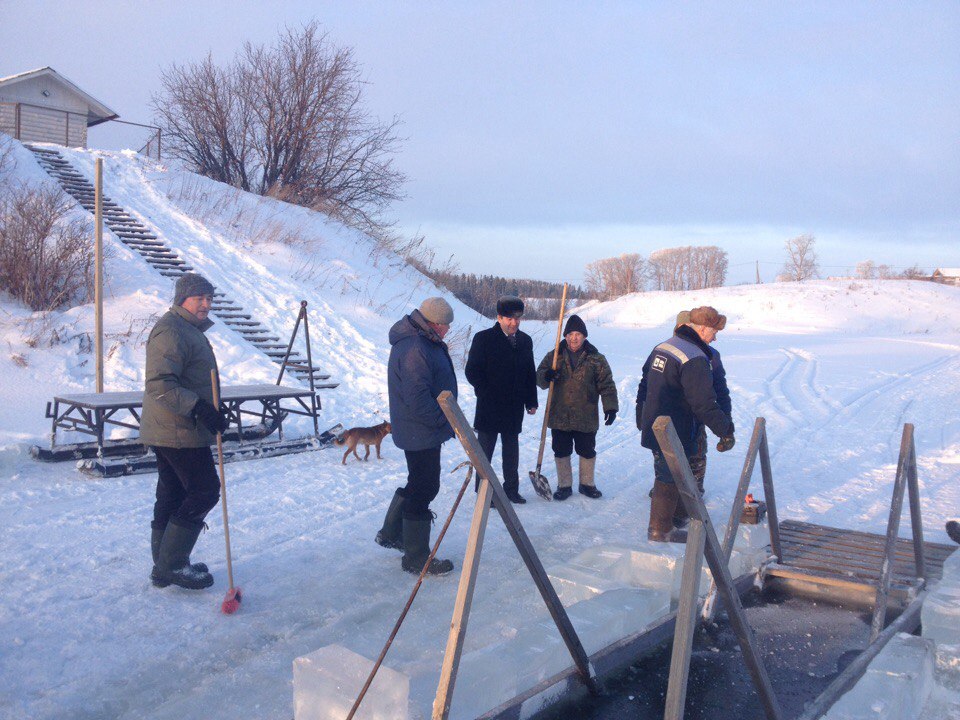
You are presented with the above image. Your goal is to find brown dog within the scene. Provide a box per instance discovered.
[334,421,391,465]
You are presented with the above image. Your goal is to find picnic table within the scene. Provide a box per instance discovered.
[45,384,322,454]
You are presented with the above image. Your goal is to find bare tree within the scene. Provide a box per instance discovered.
[900,264,928,280]
[153,22,405,231]
[0,184,93,310]
[648,245,728,291]
[856,260,877,279]
[585,253,646,300]
[780,234,819,282]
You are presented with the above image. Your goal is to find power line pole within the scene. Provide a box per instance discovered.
[755,261,761,284]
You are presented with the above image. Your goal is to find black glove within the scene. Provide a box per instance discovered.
[604,410,617,426]
[543,368,559,383]
[194,398,229,434]
[717,436,736,452]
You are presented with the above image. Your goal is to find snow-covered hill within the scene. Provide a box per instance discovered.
[1,140,958,719]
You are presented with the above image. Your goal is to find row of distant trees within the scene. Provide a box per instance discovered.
[584,245,728,300]
[421,269,581,319]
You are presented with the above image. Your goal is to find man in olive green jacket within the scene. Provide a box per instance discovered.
[536,315,618,500]
[142,273,228,590]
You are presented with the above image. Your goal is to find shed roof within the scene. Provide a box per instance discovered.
[0,67,118,126]
[933,268,960,277]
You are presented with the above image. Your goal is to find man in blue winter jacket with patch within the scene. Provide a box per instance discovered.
[376,297,458,575]
[637,306,735,543]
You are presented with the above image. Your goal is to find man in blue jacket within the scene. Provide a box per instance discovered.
[376,297,458,575]
[637,306,735,542]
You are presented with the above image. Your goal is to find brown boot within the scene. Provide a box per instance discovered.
[648,480,688,543]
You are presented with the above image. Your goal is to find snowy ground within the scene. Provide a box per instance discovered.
[1,142,959,720]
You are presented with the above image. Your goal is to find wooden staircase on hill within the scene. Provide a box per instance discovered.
[26,144,337,389]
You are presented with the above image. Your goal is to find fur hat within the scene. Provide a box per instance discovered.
[419,297,454,325]
[689,306,726,331]
[496,295,524,318]
[675,310,691,329]
[173,273,215,306]
[563,314,588,337]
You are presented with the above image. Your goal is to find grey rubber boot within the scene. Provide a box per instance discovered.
[401,514,454,575]
[155,521,214,589]
[151,521,208,588]
[553,455,574,500]
[578,456,602,499]
[376,489,405,551]
[647,481,688,543]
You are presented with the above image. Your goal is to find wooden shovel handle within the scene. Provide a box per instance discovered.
[210,370,235,591]
[535,283,568,470]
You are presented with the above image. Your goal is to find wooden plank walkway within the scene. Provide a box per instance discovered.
[778,519,955,589]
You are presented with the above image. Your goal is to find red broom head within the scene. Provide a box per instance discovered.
[221,587,242,615]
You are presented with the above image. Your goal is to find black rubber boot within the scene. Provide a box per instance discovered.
[376,489,405,551]
[155,521,214,589]
[151,521,208,587]
[401,514,454,576]
[648,481,688,543]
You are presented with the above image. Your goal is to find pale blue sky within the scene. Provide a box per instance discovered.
[2,1,957,284]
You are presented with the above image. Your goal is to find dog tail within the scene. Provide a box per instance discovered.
[333,436,346,446]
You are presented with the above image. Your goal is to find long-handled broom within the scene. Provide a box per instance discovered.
[528,283,568,500]
[211,370,242,614]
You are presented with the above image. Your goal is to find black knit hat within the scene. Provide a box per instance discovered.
[173,273,215,306]
[563,314,587,337]
[496,295,524,318]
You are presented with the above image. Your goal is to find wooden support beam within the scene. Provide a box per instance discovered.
[654,415,783,720]
[433,477,494,719]
[433,392,598,720]
[704,417,765,622]
[870,424,912,641]
[665,519,706,720]
[758,426,782,561]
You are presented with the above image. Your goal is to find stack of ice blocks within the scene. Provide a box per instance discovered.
[292,644,409,720]
[549,535,762,608]
[921,548,960,648]
[824,633,935,720]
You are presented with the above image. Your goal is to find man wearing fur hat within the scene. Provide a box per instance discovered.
[378,297,458,575]
[465,295,538,504]
[536,315,618,500]
[142,273,229,590]
[642,310,734,527]
[637,306,735,542]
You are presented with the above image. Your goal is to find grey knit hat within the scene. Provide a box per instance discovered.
[419,297,454,325]
[496,295,524,318]
[174,273,215,306]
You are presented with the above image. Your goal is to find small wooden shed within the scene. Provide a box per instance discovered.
[931,268,960,286]
[0,67,118,148]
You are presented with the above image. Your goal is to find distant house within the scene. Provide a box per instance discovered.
[0,67,117,148]
[931,268,960,286]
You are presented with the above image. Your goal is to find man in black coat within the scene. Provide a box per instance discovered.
[465,296,538,504]
[637,306,735,542]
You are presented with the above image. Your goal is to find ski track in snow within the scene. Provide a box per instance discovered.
[1,144,959,719]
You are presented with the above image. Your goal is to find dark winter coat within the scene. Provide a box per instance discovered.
[536,340,618,433]
[465,323,538,434]
[387,310,458,451]
[636,325,733,455]
[707,345,732,420]
[140,305,220,449]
